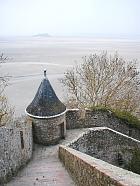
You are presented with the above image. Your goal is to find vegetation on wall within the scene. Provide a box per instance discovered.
[127,148,140,174]
[61,52,140,116]
[111,109,140,129]
[89,105,140,129]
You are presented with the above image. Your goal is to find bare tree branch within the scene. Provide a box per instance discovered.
[61,52,140,115]
[0,53,13,126]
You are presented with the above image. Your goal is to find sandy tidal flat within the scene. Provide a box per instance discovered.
[0,36,140,116]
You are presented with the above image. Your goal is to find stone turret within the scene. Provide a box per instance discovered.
[26,70,66,145]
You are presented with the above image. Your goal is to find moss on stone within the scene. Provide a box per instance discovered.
[89,105,110,112]
[111,110,140,130]
[127,148,140,174]
[89,106,140,130]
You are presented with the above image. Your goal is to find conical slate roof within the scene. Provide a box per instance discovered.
[26,71,66,118]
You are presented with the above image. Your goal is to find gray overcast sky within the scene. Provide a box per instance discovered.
[0,0,140,36]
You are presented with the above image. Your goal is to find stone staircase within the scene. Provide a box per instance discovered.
[5,129,88,186]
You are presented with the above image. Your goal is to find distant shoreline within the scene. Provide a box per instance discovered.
[33,33,51,37]
[0,34,140,41]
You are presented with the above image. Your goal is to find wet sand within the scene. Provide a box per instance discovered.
[0,36,140,116]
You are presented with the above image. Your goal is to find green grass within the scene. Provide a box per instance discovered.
[89,105,110,112]
[127,148,140,174]
[113,110,140,129]
[89,105,140,129]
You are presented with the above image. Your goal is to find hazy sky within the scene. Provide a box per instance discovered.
[0,0,140,36]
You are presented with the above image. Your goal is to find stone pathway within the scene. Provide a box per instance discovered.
[5,129,88,186]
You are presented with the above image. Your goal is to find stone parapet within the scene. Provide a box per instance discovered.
[68,127,140,174]
[59,145,140,186]
[0,119,33,184]
[66,109,140,140]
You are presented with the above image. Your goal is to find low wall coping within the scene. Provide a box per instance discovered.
[59,145,140,186]
[67,127,140,146]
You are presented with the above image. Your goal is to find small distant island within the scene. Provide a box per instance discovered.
[33,33,51,37]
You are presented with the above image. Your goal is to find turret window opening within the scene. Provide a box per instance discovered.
[20,131,24,149]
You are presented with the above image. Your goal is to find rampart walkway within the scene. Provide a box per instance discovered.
[5,129,87,186]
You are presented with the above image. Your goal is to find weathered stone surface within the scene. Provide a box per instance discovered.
[5,129,87,186]
[0,120,33,184]
[59,144,140,186]
[1,106,140,185]
[30,113,66,145]
[68,127,140,173]
[66,109,140,140]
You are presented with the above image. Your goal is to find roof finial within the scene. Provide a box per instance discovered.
[44,69,47,78]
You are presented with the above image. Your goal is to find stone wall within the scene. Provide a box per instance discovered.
[69,127,140,174]
[0,119,33,184]
[66,109,140,140]
[30,113,66,145]
[59,145,140,186]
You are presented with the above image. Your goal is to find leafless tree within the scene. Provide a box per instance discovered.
[0,54,13,126]
[61,52,140,114]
